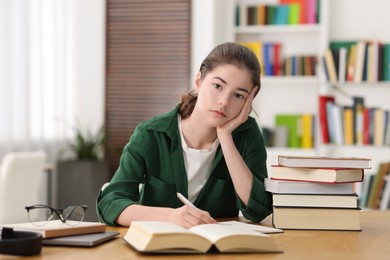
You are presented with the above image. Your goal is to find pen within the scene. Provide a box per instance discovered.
[176,192,197,209]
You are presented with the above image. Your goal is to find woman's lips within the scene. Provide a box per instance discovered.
[210,110,227,117]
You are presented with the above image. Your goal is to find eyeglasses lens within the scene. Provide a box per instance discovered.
[62,205,85,225]
[28,207,52,226]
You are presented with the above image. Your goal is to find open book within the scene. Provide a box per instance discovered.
[1,220,106,238]
[123,221,282,254]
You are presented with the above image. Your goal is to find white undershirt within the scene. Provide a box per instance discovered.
[178,115,219,203]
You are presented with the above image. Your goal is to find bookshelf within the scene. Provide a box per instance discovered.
[226,0,390,169]
[227,0,330,167]
[216,0,390,209]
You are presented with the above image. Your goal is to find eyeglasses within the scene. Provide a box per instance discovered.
[25,204,88,226]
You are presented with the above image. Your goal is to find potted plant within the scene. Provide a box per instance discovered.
[56,126,110,222]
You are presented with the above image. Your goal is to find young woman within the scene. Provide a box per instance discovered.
[97,42,272,228]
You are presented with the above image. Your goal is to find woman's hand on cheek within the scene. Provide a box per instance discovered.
[217,86,258,139]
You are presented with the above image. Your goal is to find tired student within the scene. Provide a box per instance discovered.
[97,42,272,228]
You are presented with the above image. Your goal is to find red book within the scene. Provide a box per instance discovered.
[319,95,335,143]
[273,43,282,76]
[363,107,371,145]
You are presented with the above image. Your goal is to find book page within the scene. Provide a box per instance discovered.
[190,223,268,244]
[133,221,193,235]
[218,221,283,234]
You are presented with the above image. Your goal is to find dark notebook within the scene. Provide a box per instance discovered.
[43,231,119,247]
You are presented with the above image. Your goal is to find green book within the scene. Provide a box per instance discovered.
[275,114,302,148]
[288,3,300,25]
[383,44,390,81]
[267,5,276,25]
[329,41,357,50]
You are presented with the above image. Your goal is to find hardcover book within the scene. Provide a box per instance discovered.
[265,178,355,194]
[1,220,106,238]
[277,155,371,169]
[272,206,361,231]
[123,221,282,254]
[271,165,364,183]
[272,193,358,208]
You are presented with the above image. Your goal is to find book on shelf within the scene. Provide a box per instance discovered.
[123,221,282,254]
[257,4,266,25]
[385,110,390,145]
[239,41,264,76]
[1,220,106,238]
[272,193,358,208]
[326,101,336,143]
[343,106,354,145]
[366,162,390,209]
[273,42,282,75]
[320,95,390,146]
[236,0,319,27]
[354,41,366,83]
[274,126,289,147]
[277,155,371,169]
[347,43,357,81]
[270,165,364,183]
[359,173,375,208]
[363,107,371,145]
[326,39,390,83]
[274,5,289,25]
[324,48,338,82]
[329,41,357,82]
[286,2,300,24]
[338,47,347,83]
[330,103,345,145]
[263,42,273,76]
[266,5,276,25]
[272,206,361,231]
[265,178,356,194]
[367,41,379,82]
[373,108,385,146]
[301,113,314,148]
[275,114,301,148]
[318,95,335,143]
[384,43,390,81]
[306,0,317,24]
[353,96,365,145]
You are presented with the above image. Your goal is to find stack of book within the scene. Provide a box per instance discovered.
[265,155,371,231]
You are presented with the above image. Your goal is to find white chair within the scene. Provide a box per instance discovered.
[0,151,47,224]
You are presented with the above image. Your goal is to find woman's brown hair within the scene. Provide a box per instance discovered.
[178,42,261,119]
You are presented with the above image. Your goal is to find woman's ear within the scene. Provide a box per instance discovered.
[194,72,202,92]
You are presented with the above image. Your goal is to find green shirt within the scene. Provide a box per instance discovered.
[97,107,272,225]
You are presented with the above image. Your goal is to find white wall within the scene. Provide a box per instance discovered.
[74,0,106,134]
[329,0,390,42]
[191,0,234,84]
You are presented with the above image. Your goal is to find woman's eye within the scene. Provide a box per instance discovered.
[234,93,245,99]
[213,83,222,90]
